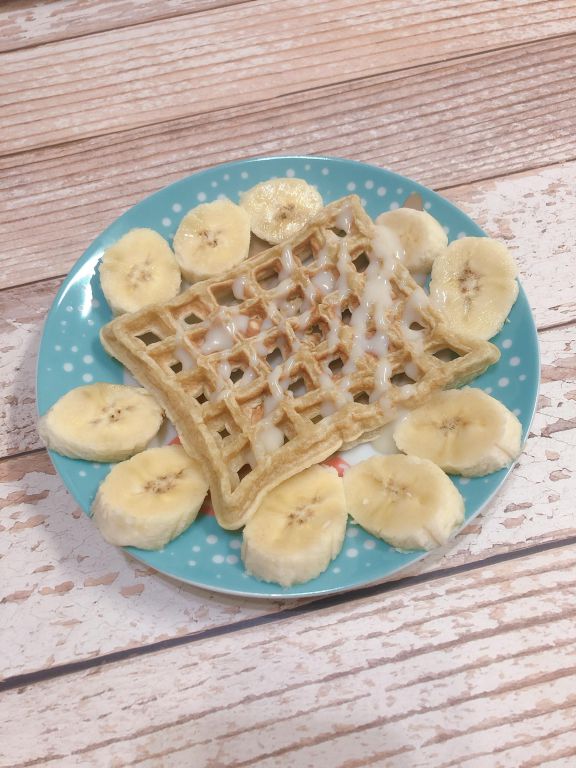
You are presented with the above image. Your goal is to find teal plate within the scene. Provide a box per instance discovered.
[36,156,540,599]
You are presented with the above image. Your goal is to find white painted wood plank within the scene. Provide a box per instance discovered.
[1,545,574,767]
[1,323,574,680]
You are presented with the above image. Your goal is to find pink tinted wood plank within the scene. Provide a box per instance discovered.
[2,544,575,766]
[1,34,575,290]
[2,0,576,153]
[2,324,574,677]
[0,0,249,53]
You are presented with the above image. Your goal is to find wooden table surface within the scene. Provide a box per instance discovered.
[1,2,576,766]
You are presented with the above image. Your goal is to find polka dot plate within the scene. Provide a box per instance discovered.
[36,156,540,599]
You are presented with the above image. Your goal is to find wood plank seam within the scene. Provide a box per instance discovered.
[0,0,257,55]
[2,535,575,695]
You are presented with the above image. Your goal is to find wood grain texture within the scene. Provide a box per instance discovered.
[2,34,575,289]
[2,0,576,154]
[2,322,574,678]
[0,0,249,53]
[1,544,575,767]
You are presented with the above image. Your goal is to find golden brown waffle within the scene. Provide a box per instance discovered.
[101,196,499,529]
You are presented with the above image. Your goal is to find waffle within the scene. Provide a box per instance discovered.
[101,196,499,529]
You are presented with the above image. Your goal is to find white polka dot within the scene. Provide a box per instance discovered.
[332,566,341,574]
[286,168,295,177]
[87,319,94,326]
[162,217,171,227]
[78,470,87,477]
[172,203,182,213]
[206,534,218,544]
[510,356,521,367]
[240,171,249,179]
[83,354,94,364]
[229,539,241,550]
[217,193,226,200]
[459,477,470,486]
[60,320,67,326]
[304,163,311,171]
[396,187,403,194]
[502,339,513,349]
[364,180,374,189]
[63,363,73,372]
[346,182,356,191]
[66,305,73,312]
[424,202,432,210]
[498,377,509,388]
[188,560,196,566]
[457,232,466,239]
[46,367,51,372]
[389,201,399,210]
[216,574,222,579]
[363,539,376,550]
[346,548,359,558]
[192,545,200,553]
[212,554,224,564]
[484,387,493,394]
[54,345,61,352]
[321,168,329,175]
[443,226,450,234]
[361,197,367,206]
[70,345,78,353]
[82,373,93,383]
[210,181,218,188]
[91,299,100,309]
[346,527,359,538]
[197,192,207,202]
[513,408,521,416]
[377,186,386,196]
[226,555,239,565]
[519,374,527,382]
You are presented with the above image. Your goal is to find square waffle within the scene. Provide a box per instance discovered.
[101,196,499,529]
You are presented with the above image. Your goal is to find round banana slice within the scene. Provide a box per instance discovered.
[429,236,518,339]
[393,388,522,476]
[240,178,323,244]
[38,383,164,462]
[99,228,181,315]
[241,465,347,587]
[344,454,464,551]
[375,208,448,273]
[92,445,209,550]
[173,198,251,282]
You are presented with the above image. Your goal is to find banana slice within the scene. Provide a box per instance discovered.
[241,465,347,587]
[393,388,522,476]
[375,208,448,273]
[344,454,464,551]
[429,237,519,339]
[99,228,181,315]
[92,445,209,550]
[173,198,251,282]
[240,178,323,244]
[38,383,164,462]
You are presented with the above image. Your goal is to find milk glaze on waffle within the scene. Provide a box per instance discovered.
[101,196,499,529]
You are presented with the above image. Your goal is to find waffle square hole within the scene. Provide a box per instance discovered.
[218,426,230,440]
[196,391,208,405]
[170,361,183,374]
[305,321,328,343]
[279,285,305,317]
[433,348,460,362]
[328,357,344,375]
[288,377,307,398]
[237,463,253,481]
[410,321,425,331]
[255,263,281,290]
[212,283,241,307]
[310,413,324,424]
[299,248,315,268]
[183,312,202,326]
[353,391,370,405]
[330,226,347,238]
[137,331,162,345]
[266,347,284,369]
[341,307,353,325]
[352,252,369,273]
[391,372,416,387]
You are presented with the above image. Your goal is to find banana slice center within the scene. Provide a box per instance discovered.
[90,403,133,425]
[199,229,220,248]
[143,470,184,495]
[458,263,480,309]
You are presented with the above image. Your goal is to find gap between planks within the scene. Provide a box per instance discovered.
[2,534,576,694]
